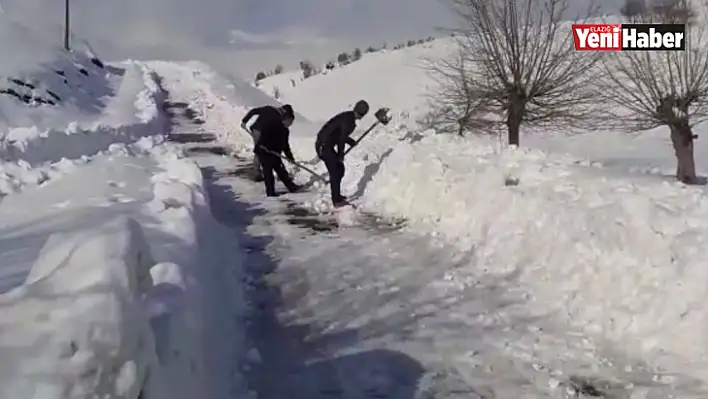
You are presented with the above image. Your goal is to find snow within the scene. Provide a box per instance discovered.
[361,134,708,370]
[0,11,248,398]
[152,36,708,395]
[0,138,238,398]
[258,42,452,123]
[4,7,708,398]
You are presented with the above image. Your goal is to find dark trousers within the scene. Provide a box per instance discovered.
[256,149,297,195]
[319,149,345,202]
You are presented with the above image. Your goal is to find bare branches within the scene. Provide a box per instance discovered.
[421,43,498,136]
[428,0,603,145]
[599,0,708,130]
[599,0,708,183]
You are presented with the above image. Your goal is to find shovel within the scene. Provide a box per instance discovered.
[343,107,392,156]
[258,146,328,182]
[320,107,392,184]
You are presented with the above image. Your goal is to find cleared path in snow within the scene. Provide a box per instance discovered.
[161,95,708,399]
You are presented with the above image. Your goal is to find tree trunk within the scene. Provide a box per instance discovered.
[506,106,523,146]
[669,123,698,184]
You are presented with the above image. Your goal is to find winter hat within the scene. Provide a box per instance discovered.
[281,104,294,119]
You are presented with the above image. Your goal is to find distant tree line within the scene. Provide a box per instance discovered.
[253,36,437,83]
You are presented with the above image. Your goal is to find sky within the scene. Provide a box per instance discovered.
[0,0,623,79]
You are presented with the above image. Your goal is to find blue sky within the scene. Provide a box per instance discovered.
[2,0,622,78]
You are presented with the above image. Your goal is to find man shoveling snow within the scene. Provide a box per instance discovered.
[241,104,302,197]
[241,104,294,182]
[315,100,369,208]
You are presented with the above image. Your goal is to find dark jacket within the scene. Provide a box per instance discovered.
[315,110,357,159]
[243,106,294,160]
[242,105,283,134]
[256,124,294,161]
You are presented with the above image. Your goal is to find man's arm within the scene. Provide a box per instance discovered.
[282,128,295,161]
[241,106,265,125]
[337,117,357,160]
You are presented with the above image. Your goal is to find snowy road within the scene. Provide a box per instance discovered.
[163,98,708,398]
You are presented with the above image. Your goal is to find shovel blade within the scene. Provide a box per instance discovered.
[374,107,392,125]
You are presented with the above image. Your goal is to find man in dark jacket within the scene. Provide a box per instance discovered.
[241,104,301,197]
[315,100,369,207]
[241,104,293,181]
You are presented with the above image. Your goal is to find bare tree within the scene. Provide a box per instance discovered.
[422,49,492,136]
[428,0,602,146]
[598,0,707,184]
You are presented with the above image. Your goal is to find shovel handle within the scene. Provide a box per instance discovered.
[259,146,327,182]
[344,121,379,156]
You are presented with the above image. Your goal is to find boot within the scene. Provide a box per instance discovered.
[287,183,303,193]
[333,197,349,208]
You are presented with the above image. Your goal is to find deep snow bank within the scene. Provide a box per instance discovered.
[0,143,248,398]
[148,146,251,399]
[358,132,708,378]
[0,216,159,398]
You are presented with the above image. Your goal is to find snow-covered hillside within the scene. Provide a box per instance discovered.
[257,41,451,123]
[259,36,708,178]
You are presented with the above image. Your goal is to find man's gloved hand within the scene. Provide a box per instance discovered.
[240,122,248,132]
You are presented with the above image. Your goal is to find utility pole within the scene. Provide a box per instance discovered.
[63,0,70,50]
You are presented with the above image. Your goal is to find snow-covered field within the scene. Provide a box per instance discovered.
[5,7,708,399]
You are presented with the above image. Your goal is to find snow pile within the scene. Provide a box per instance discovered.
[0,141,249,398]
[0,216,159,398]
[146,145,250,398]
[357,132,708,377]
[140,147,211,399]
